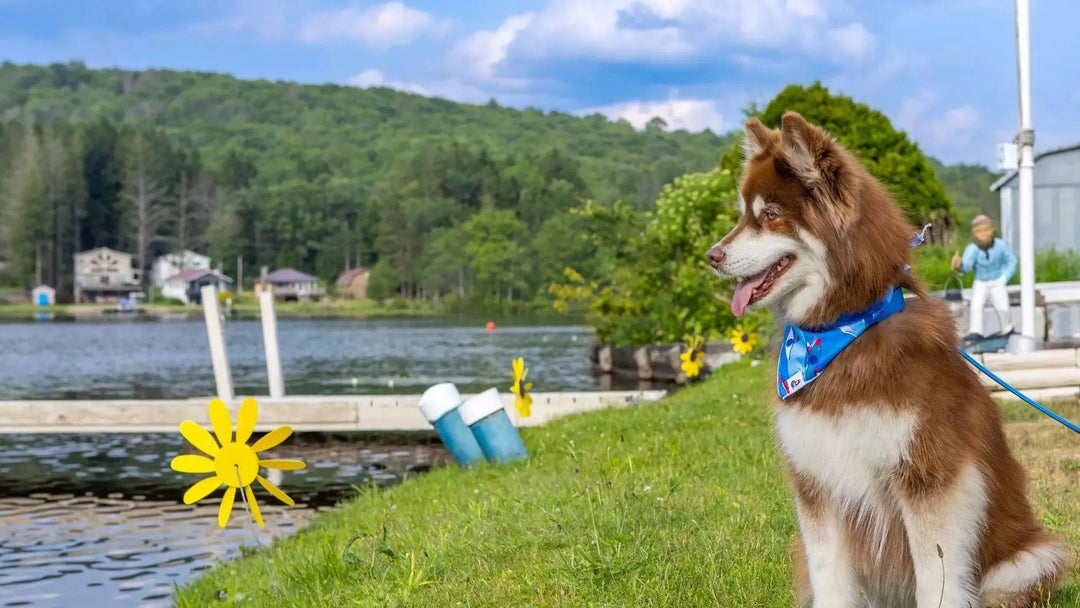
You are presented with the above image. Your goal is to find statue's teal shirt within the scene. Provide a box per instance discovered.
[960,238,1017,282]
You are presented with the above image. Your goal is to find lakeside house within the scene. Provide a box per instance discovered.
[73,247,142,303]
[254,267,325,302]
[161,269,234,305]
[152,250,211,288]
[335,267,369,299]
[992,142,1080,253]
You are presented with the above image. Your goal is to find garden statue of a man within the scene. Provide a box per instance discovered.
[951,214,1017,339]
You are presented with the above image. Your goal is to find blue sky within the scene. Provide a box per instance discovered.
[2,0,1078,165]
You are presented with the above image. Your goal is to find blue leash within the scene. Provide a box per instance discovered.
[958,348,1080,435]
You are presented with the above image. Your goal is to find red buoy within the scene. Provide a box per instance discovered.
[486,321,496,332]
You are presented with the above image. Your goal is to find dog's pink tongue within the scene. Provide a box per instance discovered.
[732,274,767,318]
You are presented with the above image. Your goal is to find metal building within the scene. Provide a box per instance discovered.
[991,143,1080,254]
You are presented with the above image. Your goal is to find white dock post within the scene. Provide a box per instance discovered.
[201,285,234,401]
[259,289,285,398]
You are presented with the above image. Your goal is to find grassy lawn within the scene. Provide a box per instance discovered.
[175,361,1080,607]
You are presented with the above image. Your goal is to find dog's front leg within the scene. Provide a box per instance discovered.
[795,491,859,607]
[895,464,986,608]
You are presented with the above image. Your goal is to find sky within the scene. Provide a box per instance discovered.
[1,0,1078,166]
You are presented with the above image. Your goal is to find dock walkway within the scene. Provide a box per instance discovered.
[0,390,668,434]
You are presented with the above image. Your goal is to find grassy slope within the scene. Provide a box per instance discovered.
[175,362,1080,607]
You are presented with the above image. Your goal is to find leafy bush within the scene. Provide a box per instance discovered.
[366,261,399,302]
[1034,247,1080,283]
[913,242,1080,290]
[217,290,234,306]
[554,166,771,346]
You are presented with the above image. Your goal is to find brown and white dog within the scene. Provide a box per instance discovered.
[706,112,1068,607]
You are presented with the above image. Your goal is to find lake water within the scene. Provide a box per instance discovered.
[0,317,597,607]
[0,316,597,400]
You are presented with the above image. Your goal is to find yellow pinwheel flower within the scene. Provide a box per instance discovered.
[730,325,758,355]
[680,335,706,379]
[510,357,534,418]
[170,397,305,528]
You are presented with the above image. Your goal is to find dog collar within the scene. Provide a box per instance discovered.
[777,286,905,399]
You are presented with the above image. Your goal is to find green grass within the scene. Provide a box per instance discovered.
[175,362,1080,607]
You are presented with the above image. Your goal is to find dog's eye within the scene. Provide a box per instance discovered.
[764,208,780,221]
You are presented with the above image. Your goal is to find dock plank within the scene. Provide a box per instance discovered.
[0,391,667,434]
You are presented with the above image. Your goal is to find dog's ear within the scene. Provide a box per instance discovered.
[743,118,775,161]
[780,112,841,191]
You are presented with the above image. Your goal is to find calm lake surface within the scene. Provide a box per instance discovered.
[0,317,598,607]
[0,316,597,400]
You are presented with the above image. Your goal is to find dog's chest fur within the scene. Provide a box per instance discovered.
[775,404,917,504]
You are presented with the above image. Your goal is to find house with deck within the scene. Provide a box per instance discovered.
[254,268,325,301]
[152,250,211,288]
[162,269,234,305]
[73,247,142,303]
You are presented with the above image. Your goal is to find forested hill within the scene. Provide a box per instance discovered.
[0,61,735,301]
[0,61,730,207]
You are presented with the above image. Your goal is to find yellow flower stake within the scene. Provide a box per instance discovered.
[730,325,758,355]
[680,335,705,379]
[171,397,305,528]
[510,357,534,418]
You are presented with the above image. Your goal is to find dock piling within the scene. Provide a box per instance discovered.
[259,290,286,398]
[200,285,234,401]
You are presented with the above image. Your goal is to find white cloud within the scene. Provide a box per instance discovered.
[581,96,726,133]
[450,13,535,84]
[448,0,875,87]
[347,68,489,104]
[898,90,980,152]
[197,1,443,48]
[347,68,387,88]
[298,2,442,47]
[825,23,875,59]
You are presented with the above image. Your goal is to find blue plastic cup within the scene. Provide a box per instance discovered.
[459,388,529,464]
[418,383,485,467]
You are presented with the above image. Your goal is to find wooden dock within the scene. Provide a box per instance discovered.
[970,347,1080,403]
[0,390,668,434]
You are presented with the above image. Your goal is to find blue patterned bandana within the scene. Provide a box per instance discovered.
[777,286,906,398]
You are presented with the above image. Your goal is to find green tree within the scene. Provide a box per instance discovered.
[463,209,528,303]
[758,82,955,232]
[366,260,399,302]
[118,127,173,286]
[575,166,747,345]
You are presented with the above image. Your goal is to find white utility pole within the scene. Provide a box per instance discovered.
[1015,0,1037,349]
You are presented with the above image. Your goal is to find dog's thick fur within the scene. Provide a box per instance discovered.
[707,112,1068,607]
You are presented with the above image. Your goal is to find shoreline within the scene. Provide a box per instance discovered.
[0,301,438,321]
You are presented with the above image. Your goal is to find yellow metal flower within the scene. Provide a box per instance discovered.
[510,357,534,418]
[680,335,706,379]
[730,325,758,355]
[171,397,305,528]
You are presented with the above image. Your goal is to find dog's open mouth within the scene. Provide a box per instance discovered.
[732,255,795,317]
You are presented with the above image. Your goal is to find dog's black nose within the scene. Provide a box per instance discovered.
[707,246,725,269]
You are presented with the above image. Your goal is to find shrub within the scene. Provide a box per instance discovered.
[366,261,399,302]
[554,166,772,346]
